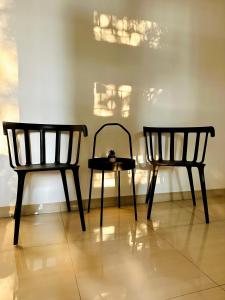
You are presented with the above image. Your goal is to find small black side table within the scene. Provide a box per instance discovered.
[88,123,137,227]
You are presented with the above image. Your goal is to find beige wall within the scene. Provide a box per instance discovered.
[1,0,225,206]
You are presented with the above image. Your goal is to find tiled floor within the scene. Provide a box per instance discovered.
[0,196,225,299]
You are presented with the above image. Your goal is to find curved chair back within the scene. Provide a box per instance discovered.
[3,122,88,168]
[143,126,215,164]
[92,123,133,159]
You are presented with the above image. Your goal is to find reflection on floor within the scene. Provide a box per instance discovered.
[0,196,225,299]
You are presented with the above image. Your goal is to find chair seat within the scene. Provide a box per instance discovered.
[151,160,205,167]
[14,163,78,172]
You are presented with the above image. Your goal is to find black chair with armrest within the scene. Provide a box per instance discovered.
[3,121,88,245]
[143,126,215,224]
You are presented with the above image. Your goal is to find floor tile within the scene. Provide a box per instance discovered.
[0,244,81,300]
[69,233,215,300]
[177,196,225,222]
[1,199,225,300]
[17,271,80,300]
[61,207,150,243]
[132,202,205,229]
[19,213,67,247]
[0,217,15,251]
[168,287,225,300]
[155,221,225,285]
[0,213,68,250]
[14,244,74,278]
[0,249,18,300]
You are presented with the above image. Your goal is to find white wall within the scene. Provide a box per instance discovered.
[0,0,20,207]
[1,0,225,207]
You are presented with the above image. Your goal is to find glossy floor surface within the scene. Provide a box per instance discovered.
[0,196,225,299]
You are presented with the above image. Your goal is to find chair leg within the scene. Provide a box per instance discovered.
[147,166,158,220]
[60,170,71,212]
[87,169,94,213]
[186,166,196,206]
[100,170,104,227]
[118,171,120,208]
[131,169,138,221]
[198,166,209,224]
[14,172,26,245]
[145,170,153,204]
[72,168,86,231]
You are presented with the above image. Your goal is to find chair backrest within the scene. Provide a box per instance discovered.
[143,126,215,164]
[3,122,88,168]
[92,123,133,159]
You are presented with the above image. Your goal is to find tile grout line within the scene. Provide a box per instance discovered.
[143,205,223,298]
[137,206,220,300]
[153,225,220,289]
[218,285,225,293]
[175,200,205,219]
[0,241,70,255]
[64,204,224,299]
[165,286,224,300]
[150,218,225,232]
[0,212,70,252]
[19,212,68,249]
[170,199,208,225]
[59,211,82,300]
[175,199,225,223]
[2,202,223,299]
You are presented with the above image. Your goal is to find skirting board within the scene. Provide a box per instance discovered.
[0,188,225,218]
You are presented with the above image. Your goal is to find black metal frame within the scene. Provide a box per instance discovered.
[88,123,137,226]
[3,121,88,245]
[143,126,215,224]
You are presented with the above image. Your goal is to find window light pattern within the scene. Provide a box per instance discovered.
[93,82,132,118]
[93,11,167,49]
[143,88,163,104]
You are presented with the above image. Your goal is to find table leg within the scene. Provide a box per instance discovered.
[118,171,120,208]
[100,170,104,227]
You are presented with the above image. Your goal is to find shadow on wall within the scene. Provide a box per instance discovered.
[0,0,20,208]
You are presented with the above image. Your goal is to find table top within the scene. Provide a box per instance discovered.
[88,157,136,171]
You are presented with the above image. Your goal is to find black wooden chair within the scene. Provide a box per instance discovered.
[3,122,88,245]
[143,126,215,224]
